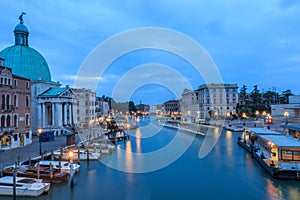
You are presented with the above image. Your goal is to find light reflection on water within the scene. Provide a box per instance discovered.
[4,117,300,200]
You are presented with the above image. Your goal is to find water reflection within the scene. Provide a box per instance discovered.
[125,140,133,172]
[225,131,233,157]
[136,128,141,153]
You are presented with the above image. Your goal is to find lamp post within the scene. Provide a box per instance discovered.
[37,128,43,156]
[226,112,231,126]
[284,111,289,126]
[266,114,271,129]
[255,110,259,120]
[242,113,246,127]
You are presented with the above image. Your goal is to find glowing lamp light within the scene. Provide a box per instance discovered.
[68,151,74,159]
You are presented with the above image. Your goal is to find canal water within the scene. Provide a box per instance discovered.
[5,116,300,200]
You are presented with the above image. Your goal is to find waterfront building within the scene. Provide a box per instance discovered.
[0,14,61,133]
[95,96,110,117]
[181,89,199,122]
[285,124,300,139]
[135,103,150,116]
[149,104,163,115]
[73,88,96,127]
[271,95,300,119]
[163,100,180,117]
[0,58,32,149]
[198,83,238,119]
[36,85,78,135]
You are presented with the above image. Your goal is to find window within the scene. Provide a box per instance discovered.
[6,115,11,127]
[13,114,18,127]
[26,95,29,107]
[13,134,18,141]
[14,95,18,107]
[25,81,29,88]
[14,79,18,86]
[25,114,30,127]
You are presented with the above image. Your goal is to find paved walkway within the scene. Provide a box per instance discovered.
[0,127,105,168]
[0,135,81,168]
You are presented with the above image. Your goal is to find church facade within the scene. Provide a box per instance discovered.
[0,14,93,149]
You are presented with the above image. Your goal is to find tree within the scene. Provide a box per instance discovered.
[250,85,262,113]
[128,101,137,114]
[279,89,294,104]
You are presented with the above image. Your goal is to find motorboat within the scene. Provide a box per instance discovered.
[53,148,101,161]
[2,165,68,184]
[0,176,50,197]
[35,160,80,174]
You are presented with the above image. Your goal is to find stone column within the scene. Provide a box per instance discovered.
[64,103,68,125]
[52,103,55,127]
[57,103,63,128]
[69,103,72,125]
[42,103,46,127]
[37,103,42,128]
[73,101,77,125]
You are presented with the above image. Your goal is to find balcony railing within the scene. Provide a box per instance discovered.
[0,126,16,133]
[1,104,14,111]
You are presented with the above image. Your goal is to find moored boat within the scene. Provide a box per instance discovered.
[35,160,80,174]
[0,176,50,197]
[2,165,68,184]
[53,148,101,161]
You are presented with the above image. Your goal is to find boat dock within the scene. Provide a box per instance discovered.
[238,127,300,180]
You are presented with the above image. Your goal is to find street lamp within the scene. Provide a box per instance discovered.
[284,111,289,126]
[37,128,43,156]
[255,110,259,120]
[266,114,272,129]
[226,112,231,126]
[242,113,246,127]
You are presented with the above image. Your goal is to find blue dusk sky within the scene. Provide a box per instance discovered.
[0,0,300,105]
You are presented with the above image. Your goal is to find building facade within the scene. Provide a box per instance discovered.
[73,88,96,127]
[0,59,32,149]
[163,100,181,116]
[95,97,110,117]
[135,103,150,116]
[181,89,199,122]
[198,83,238,119]
[271,95,300,118]
[36,86,78,135]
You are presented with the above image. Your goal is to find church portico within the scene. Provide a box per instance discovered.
[37,86,77,135]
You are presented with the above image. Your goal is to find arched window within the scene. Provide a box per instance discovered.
[25,114,30,127]
[1,115,5,127]
[6,94,10,109]
[13,114,18,127]
[6,115,11,127]
[13,95,18,107]
[26,95,29,107]
[1,94,5,109]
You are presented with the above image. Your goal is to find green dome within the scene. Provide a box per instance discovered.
[14,23,28,33]
[0,17,51,82]
[0,45,51,81]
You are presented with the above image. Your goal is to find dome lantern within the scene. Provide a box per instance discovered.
[14,12,29,46]
[0,13,51,82]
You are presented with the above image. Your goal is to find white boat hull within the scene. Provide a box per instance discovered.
[0,177,50,197]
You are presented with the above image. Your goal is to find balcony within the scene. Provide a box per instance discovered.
[0,126,15,134]
[1,105,14,112]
